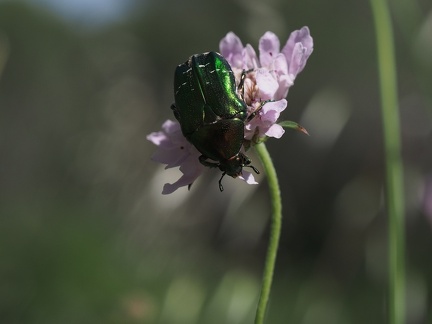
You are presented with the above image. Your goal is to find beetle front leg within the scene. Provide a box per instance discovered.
[199,156,225,191]
[237,69,254,101]
[199,155,219,169]
[246,99,275,122]
[218,172,226,192]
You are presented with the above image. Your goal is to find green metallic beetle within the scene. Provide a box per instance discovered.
[171,51,259,191]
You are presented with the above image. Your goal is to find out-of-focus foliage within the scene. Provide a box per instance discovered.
[0,0,431,323]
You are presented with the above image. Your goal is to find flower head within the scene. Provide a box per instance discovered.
[220,27,313,141]
[148,27,313,194]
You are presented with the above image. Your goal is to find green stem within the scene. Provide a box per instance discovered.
[369,1,406,323]
[253,142,282,324]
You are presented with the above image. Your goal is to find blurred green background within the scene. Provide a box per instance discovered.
[1,0,431,323]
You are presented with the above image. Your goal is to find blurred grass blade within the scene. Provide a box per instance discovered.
[369,0,406,324]
[0,33,10,79]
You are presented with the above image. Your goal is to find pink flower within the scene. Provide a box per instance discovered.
[220,27,313,140]
[147,119,259,194]
[148,28,313,194]
[146,120,204,194]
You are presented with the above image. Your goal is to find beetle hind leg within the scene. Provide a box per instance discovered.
[171,103,181,121]
[198,155,226,192]
[199,155,219,169]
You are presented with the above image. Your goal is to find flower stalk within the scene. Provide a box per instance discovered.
[253,142,282,324]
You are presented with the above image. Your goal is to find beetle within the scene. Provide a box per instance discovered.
[170,51,259,191]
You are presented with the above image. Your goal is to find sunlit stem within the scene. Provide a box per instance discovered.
[253,142,282,324]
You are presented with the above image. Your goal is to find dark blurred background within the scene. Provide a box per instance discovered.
[1,0,431,323]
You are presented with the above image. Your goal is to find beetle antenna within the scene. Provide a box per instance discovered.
[218,172,226,192]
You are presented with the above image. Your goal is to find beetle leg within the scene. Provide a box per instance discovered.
[170,103,181,121]
[237,70,247,94]
[246,99,275,122]
[218,172,226,191]
[198,156,226,191]
[237,69,254,100]
[199,155,219,168]
[246,164,260,174]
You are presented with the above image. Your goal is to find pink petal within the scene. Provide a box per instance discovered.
[151,148,187,168]
[255,69,278,100]
[162,119,181,133]
[242,44,259,70]
[259,31,280,67]
[265,123,285,138]
[219,32,244,69]
[148,120,205,194]
[281,26,313,76]
[162,155,204,194]
[147,120,198,168]
[288,42,308,77]
[244,99,287,140]
[262,99,287,115]
[146,131,167,146]
[146,120,180,146]
[274,74,293,100]
[270,54,292,99]
[272,53,288,75]
[238,171,258,185]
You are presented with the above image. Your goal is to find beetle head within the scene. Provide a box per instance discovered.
[217,153,259,191]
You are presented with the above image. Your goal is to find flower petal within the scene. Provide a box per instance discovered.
[244,99,287,140]
[238,171,258,185]
[219,32,244,69]
[162,155,204,194]
[148,119,205,194]
[262,99,287,115]
[147,120,198,168]
[271,54,293,99]
[146,131,167,146]
[242,44,259,70]
[255,68,279,100]
[281,26,313,77]
[272,53,288,75]
[265,123,285,138]
[147,120,179,146]
[259,31,280,67]
[288,43,309,78]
